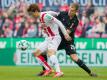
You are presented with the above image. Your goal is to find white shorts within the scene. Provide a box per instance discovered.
[37,36,61,53]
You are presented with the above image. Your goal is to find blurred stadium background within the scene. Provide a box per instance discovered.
[0,0,107,80]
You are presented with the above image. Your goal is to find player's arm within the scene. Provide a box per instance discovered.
[2,4,16,17]
[7,4,16,15]
[44,14,71,41]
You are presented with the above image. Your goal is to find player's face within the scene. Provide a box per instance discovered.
[28,11,40,22]
[29,11,40,18]
[30,11,40,19]
[68,6,77,17]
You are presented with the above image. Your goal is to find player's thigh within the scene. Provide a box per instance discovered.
[35,40,48,55]
[48,36,61,56]
[33,49,42,57]
[65,44,76,55]
[48,36,61,51]
[47,49,56,56]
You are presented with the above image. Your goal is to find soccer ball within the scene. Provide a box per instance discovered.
[17,40,30,51]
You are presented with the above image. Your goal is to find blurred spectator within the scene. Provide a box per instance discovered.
[2,18,13,37]
[75,21,83,37]
[81,10,89,25]
[0,2,107,38]
[104,14,107,33]
[102,13,107,38]
[103,6,107,15]
[38,3,43,11]
[86,16,105,38]
[59,3,69,11]
[85,3,95,18]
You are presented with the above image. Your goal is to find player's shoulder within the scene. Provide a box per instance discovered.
[40,12,54,22]
[74,15,79,22]
[40,12,47,18]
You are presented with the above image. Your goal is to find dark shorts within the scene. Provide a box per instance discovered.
[58,39,76,55]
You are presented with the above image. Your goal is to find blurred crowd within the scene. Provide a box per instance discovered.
[0,0,107,38]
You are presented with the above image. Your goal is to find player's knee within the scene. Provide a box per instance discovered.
[47,49,55,57]
[70,54,78,61]
[33,49,41,57]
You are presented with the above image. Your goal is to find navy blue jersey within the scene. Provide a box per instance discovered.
[57,11,79,42]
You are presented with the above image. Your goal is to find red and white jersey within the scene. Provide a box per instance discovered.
[39,12,67,37]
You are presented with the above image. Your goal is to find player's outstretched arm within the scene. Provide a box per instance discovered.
[7,4,16,16]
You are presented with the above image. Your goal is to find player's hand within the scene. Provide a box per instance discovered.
[64,34,72,41]
[66,29,71,34]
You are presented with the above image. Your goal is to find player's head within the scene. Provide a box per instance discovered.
[27,4,40,18]
[68,3,79,17]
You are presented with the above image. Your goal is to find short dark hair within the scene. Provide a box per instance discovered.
[71,3,79,10]
[27,4,40,13]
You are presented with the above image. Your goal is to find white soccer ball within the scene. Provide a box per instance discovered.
[17,40,30,51]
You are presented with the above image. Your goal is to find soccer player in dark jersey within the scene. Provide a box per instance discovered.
[37,3,97,77]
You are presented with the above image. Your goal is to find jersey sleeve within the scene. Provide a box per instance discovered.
[44,13,68,36]
[44,14,54,22]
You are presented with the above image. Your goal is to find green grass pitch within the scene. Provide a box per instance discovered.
[0,66,107,80]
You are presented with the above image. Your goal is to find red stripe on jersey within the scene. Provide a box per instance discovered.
[40,13,46,23]
[44,27,50,36]
[40,13,55,37]
[47,27,55,36]
[44,27,55,37]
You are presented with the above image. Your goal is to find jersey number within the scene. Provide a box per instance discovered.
[70,45,75,50]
